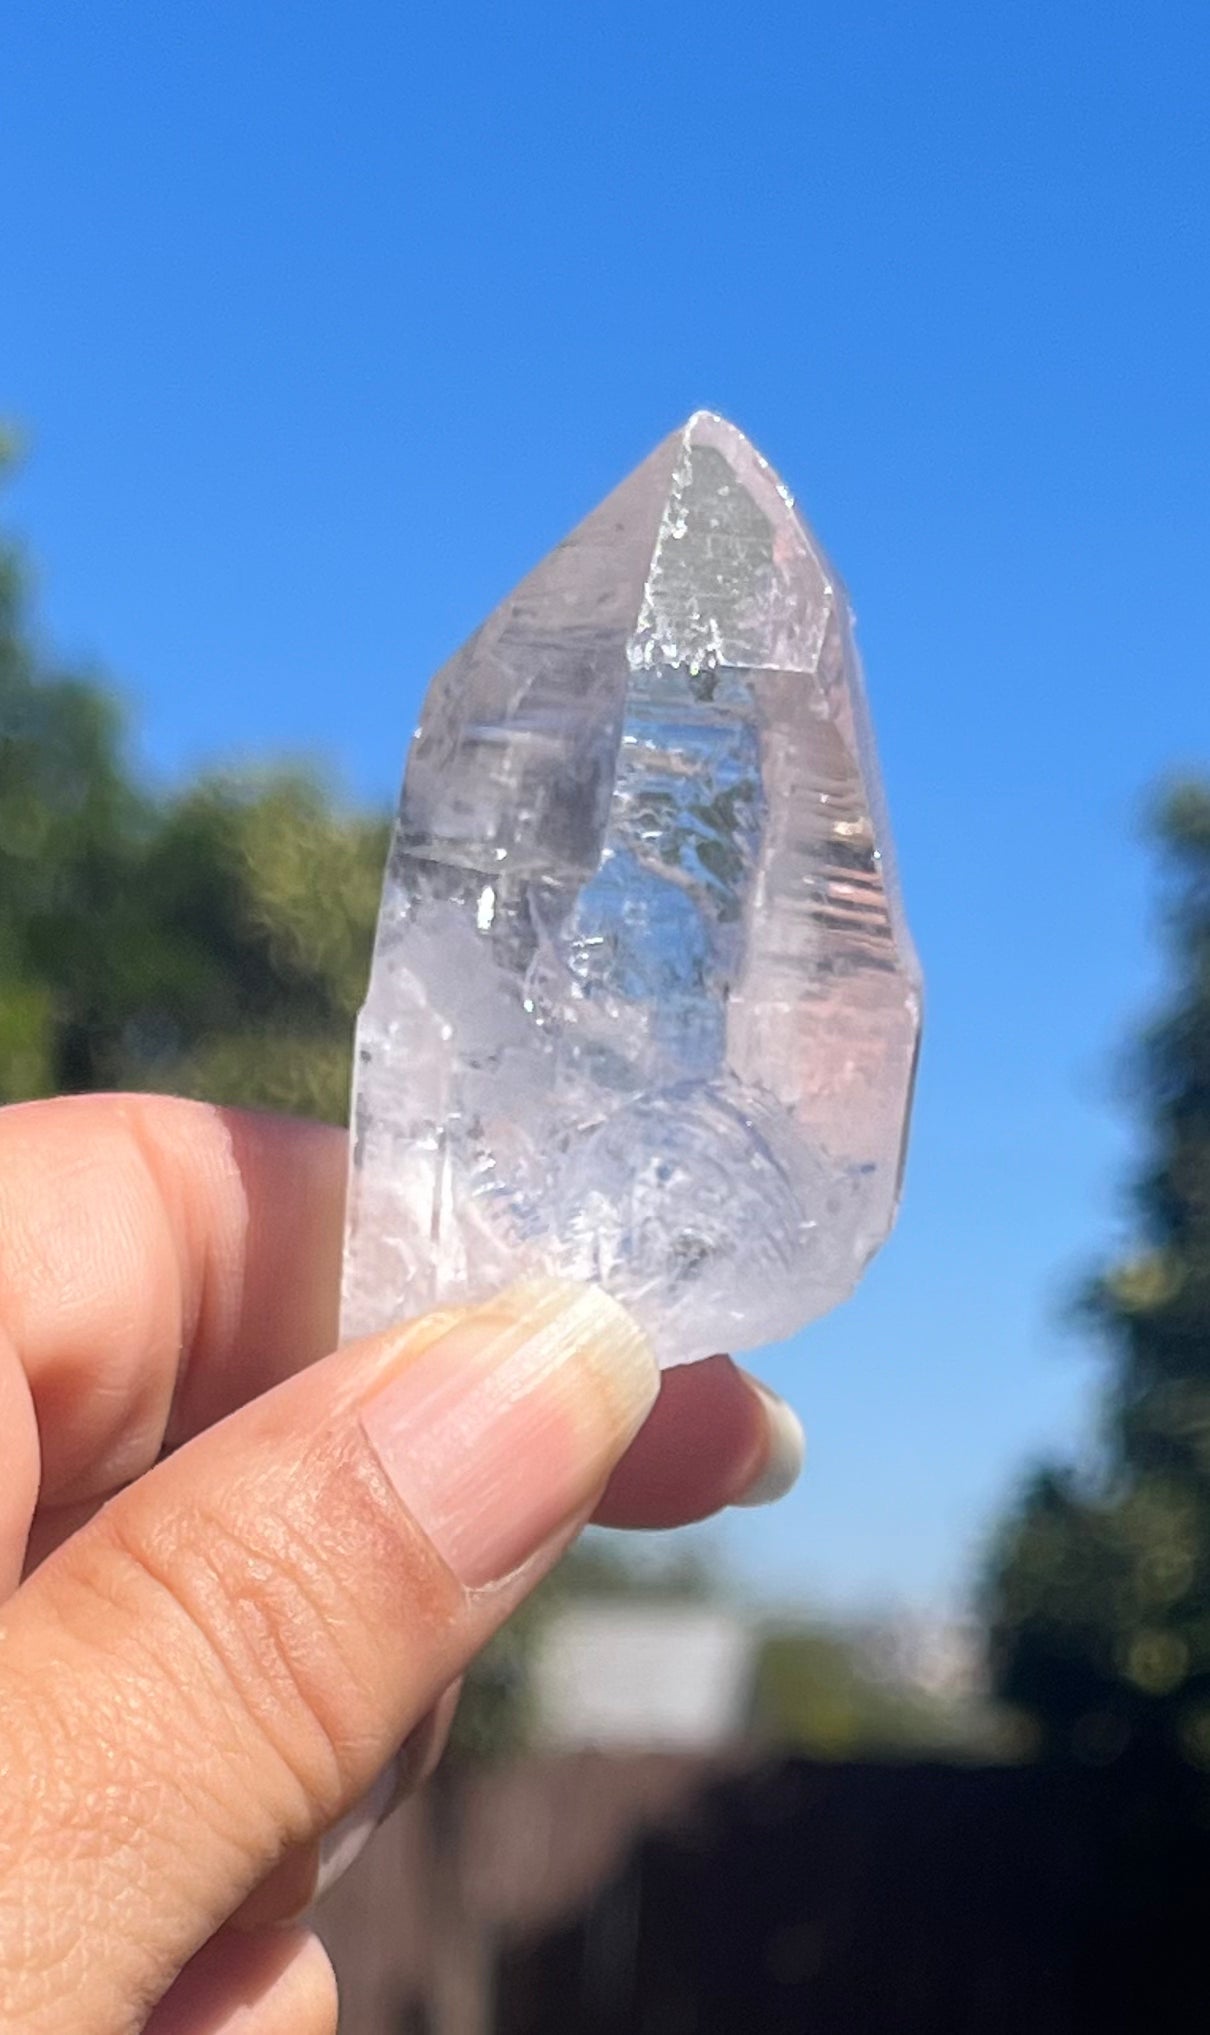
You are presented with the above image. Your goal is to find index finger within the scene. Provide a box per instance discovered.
[0,1095,347,1510]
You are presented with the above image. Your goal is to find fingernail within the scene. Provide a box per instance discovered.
[311,1761,398,1908]
[311,1685,461,1910]
[360,1280,659,1588]
[733,1379,806,1507]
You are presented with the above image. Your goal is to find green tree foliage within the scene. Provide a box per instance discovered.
[134,773,387,1119]
[987,786,1210,1770]
[0,441,386,1117]
[755,1627,979,1760]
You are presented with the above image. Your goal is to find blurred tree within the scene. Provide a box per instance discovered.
[0,438,386,1117]
[755,1625,980,1759]
[132,773,386,1119]
[0,429,151,1099]
[987,785,1210,1770]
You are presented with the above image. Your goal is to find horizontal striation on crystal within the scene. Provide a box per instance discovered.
[343,412,921,1364]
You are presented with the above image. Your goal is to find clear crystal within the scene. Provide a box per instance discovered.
[342,413,921,1365]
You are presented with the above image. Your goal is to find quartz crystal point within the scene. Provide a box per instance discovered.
[342,413,921,1365]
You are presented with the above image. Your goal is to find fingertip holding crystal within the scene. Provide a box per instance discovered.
[343,413,921,1364]
[734,1381,807,1509]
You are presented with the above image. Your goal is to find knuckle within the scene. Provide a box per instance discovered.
[89,1455,391,1822]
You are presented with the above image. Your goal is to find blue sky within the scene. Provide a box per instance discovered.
[3,0,1208,1614]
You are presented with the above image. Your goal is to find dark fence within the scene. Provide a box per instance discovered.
[319,1753,1210,2035]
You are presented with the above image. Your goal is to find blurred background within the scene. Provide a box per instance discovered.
[3,2,1209,2029]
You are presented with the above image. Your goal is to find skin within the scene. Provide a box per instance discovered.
[0,1095,790,2034]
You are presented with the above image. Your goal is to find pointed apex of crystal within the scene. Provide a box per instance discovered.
[342,418,921,1365]
[632,412,839,682]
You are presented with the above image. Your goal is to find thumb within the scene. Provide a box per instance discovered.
[0,1280,656,2035]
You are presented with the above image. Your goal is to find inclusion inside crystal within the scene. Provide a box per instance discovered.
[342,412,921,1365]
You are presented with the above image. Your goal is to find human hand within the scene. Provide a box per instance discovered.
[0,1095,804,2034]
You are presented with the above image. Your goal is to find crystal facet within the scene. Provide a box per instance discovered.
[342,413,921,1365]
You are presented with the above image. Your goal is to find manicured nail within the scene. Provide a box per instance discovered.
[360,1280,659,1588]
[312,1686,462,1910]
[733,1378,806,1507]
[311,1762,398,1909]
